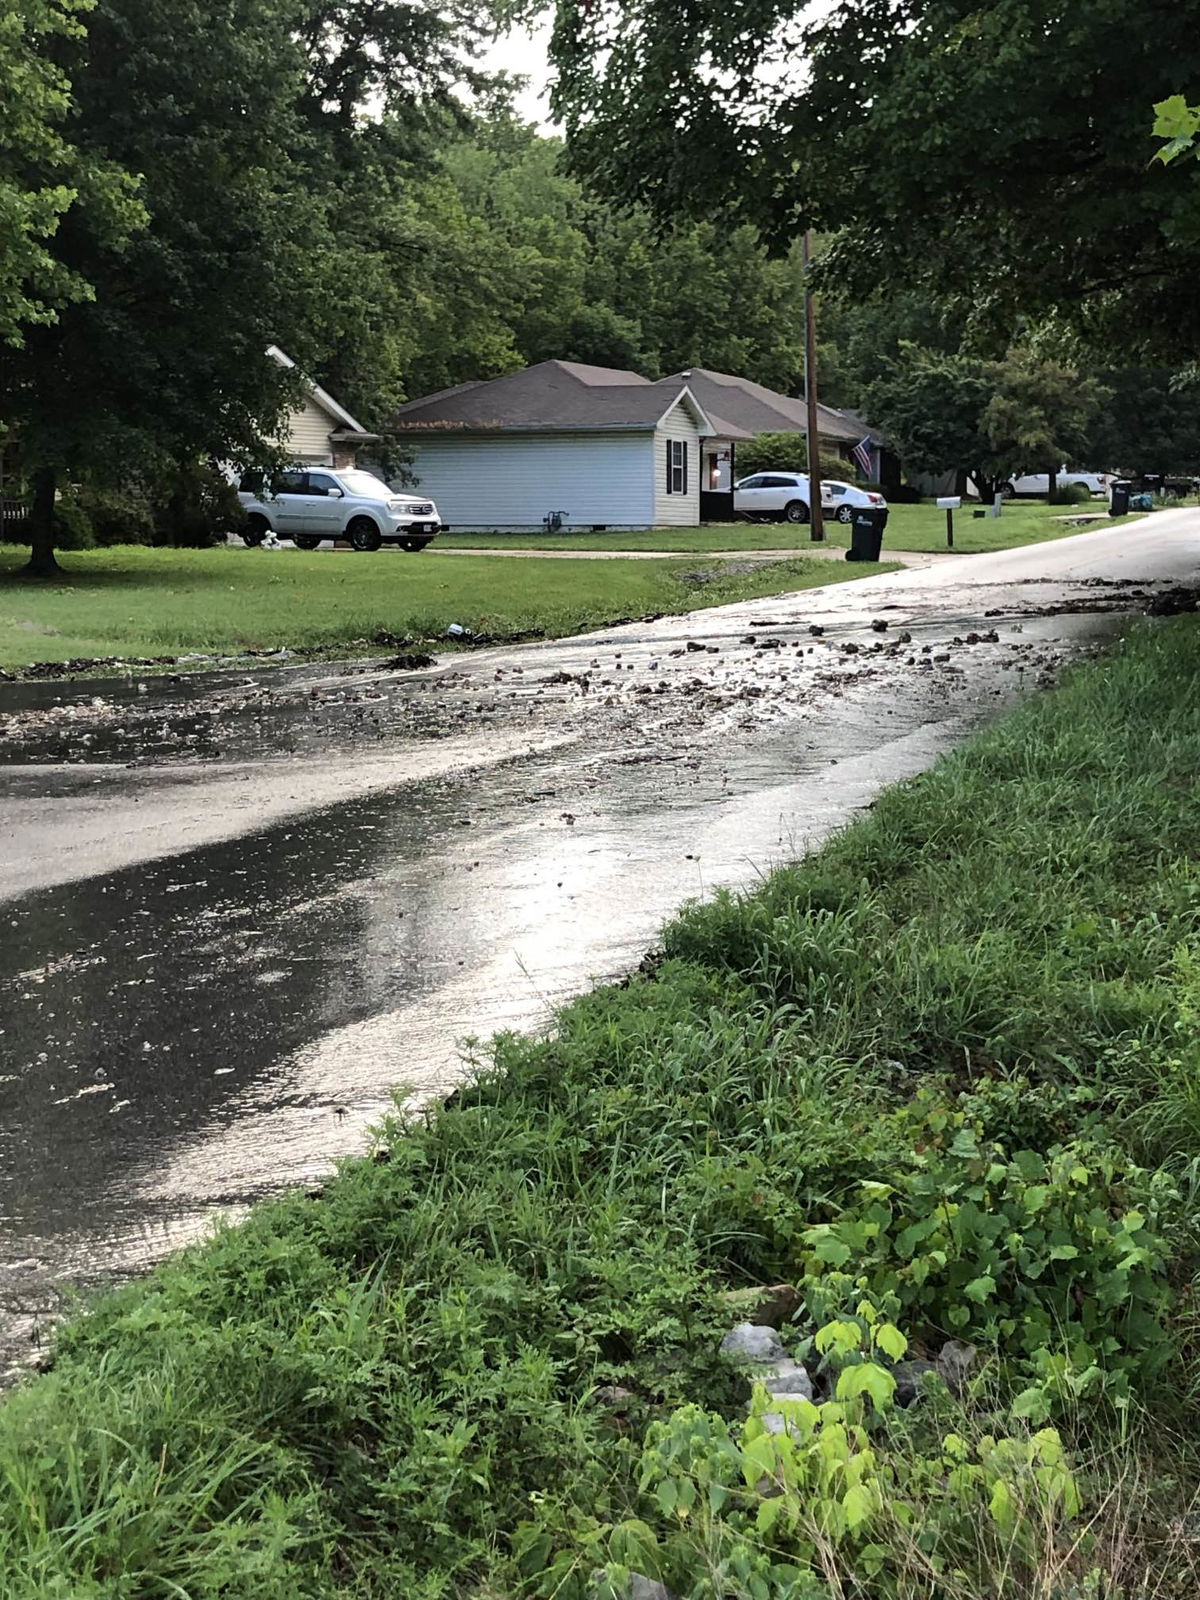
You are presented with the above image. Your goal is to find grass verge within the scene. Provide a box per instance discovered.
[0,544,894,672]
[437,500,1149,555]
[3,620,1200,1597]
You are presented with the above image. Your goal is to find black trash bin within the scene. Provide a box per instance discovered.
[846,506,889,561]
[1109,479,1131,517]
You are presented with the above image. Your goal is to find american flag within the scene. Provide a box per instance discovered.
[852,436,874,477]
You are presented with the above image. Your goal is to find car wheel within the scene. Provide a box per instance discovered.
[400,538,431,552]
[784,499,810,524]
[836,504,854,523]
[1000,482,1017,500]
[293,535,320,551]
[347,516,382,552]
[242,514,270,547]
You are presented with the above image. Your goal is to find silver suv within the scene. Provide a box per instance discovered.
[238,467,441,551]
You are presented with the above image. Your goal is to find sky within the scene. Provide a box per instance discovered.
[482,23,558,127]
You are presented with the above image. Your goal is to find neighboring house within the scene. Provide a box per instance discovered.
[391,360,889,529]
[391,361,742,530]
[648,371,892,517]
[267,346,379,468]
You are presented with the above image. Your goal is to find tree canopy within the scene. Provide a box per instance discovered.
[550,0,1200,357]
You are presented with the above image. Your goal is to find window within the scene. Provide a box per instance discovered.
[306,472,340,497]
[272,470,307,496]
[829,484,847,498]
[763,474,802,488]
[665,438,688,495]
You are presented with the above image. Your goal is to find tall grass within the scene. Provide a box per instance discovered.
[1,620,1199,1596]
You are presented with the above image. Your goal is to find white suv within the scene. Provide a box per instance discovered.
[238,467,441,551]
[1000,469,1110,499]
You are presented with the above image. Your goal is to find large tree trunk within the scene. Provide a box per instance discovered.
[1047,466,1059,500]
[23,467,60,577]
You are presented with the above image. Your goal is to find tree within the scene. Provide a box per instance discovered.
[0,0,141,347]
[1088,367,1200,475]
[864,343,1106,499]
[3,0,503,575]
[549,0,1200,357]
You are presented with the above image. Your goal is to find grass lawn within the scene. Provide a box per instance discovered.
[3,619,1200,1595]
[0,543,896,671]
[437,499,1151,555]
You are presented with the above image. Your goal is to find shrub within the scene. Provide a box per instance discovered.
[735,432,855,482]
[799,1097,1177,1416]
[1049,482,1093,506]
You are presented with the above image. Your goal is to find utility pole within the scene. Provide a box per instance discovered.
[802,229,825,543]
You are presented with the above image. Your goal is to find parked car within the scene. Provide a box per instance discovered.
[822,479,889,524]
[237,467,441,551]
[1000,468,1111,499]
[734,472,887,524]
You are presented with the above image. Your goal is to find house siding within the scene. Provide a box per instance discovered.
[285,397,337,462]
[652,404,703,526]
[408,433,655,530]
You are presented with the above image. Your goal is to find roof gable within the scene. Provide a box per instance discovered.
[268,346,373,436]
[654,368,871,443]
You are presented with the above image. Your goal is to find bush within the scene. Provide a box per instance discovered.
[1049,482,1093,506]
[735,432,855,482]
[152,461,243,547]
[73,482,157,546]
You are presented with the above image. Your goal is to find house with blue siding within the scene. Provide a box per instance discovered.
[390,360,885,531]
[390,361,749,531]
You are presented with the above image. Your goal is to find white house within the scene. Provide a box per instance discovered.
[390,361,746,530]
[267,346,379,468]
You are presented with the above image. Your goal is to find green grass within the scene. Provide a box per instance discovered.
[0,544,895,671]
[3,621,1200,1595]
[437,499,1148,555]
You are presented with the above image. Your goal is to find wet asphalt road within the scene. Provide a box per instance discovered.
[1,512,1198,1370]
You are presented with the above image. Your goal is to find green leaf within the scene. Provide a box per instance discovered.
[843,1483,873,1532]
[989,1477,1016,1531]
[873,1323,908,1361]
[964,1274,996,1304]
[655,1477,678,1518]
[836,1363,896,1412]
[1153,95,1199,139]
[1012,1387,1051,1424]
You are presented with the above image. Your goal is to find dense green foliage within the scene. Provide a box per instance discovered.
[2,621,1200,1593]
[862,342,1107,494]
[0,0,142,346]
[550,0,1200,357]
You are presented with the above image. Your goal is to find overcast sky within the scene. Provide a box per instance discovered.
[482,24,557,127]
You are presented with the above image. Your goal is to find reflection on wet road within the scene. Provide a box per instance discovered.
[2,512,1198,1370]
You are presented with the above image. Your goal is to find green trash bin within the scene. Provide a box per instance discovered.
[846,506,889,561]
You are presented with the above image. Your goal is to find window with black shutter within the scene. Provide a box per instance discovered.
[666,438,688,495]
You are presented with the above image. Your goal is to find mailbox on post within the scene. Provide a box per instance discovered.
[937,495,962,549]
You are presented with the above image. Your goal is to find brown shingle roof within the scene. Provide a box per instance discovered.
[653,369,875,444]
[391,360,713,433]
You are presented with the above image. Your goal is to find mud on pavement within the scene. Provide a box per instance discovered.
[0,544,1197,1378]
